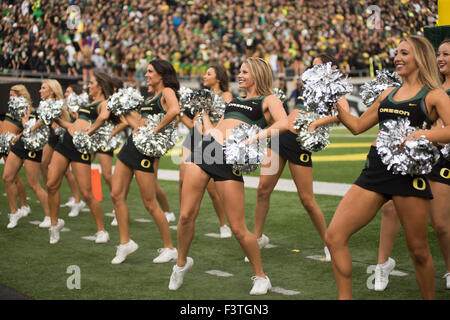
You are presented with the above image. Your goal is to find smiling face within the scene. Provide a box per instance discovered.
[237,63,255,89]
[203,67,219,89]
[64,86,74,98]
[39,82,53,100]
[9,90,18,99]
[88,76,100,98]
[312,57,323,66]
[394,41,418,77]
[437,42,450,77]
[145,63,162,88]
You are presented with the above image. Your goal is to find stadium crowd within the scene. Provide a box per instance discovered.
[0,0,438,83]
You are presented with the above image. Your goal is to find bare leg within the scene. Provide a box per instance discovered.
[428,181,450,274]
[377,200,401,264]
[176,163,210,267]
[135,169,174,248]
[215,179,266,278]
[254,149,286,238]
[110,160,134,244]
[289,162,328,244]
[71,161,105,231]
[393,196,435,300]
[325,185,386,299]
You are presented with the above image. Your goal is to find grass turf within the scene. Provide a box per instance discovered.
[0,126,449,301]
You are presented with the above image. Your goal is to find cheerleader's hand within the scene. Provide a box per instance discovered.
[307,122,317,132]
[11,134,20,145]
[402,129,426,147]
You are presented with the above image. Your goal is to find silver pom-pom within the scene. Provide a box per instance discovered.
[106,87,144,116]
[224,123,267,173]
[273,88,286,103]
[8,96,30,121]
[293,111,330,152]
[54,127,66,143]
[73,130,94,154]
[132,114,178,157]
[0,133,16,154]
[37,99,64,125]
[202,92,227,123]
[376,118,440,175]
[22,118,50,151]
[178,86,194,116]
[90,121,124,152]
[360,70,401,106]
[441,144,450,161]
[301,62,353,116]
[66,92,89,113]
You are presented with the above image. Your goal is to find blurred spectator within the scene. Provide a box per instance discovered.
[0,0,438,82]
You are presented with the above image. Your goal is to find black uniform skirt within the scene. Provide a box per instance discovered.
[269,130,312,167]
[427,151,450,186]
[10,136,43,162]
[54,131,92,164]
[48,127,59,149]
[354,146,433,199]
[188,134,244,183]
[117,135,155,173]
[96,146,114,157]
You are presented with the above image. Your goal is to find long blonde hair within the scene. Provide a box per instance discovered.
[10,84,32,107]
[43,79,70,121]
[404,35,442,90]
[244,57,273,96]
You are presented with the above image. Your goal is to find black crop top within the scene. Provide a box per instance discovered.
[378,86,431,129]
[223,95,267,128]
[140,92,165,118]
[78,101,101,123]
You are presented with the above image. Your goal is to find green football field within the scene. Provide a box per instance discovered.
[1,126,449,301]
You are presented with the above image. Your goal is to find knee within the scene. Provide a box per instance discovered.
[256,184,272,201]
[178,212,195,227]
[2,172,14,185]
[46,176,60,194]
[324,228,344,249]
[110,188,124,204]
[299,194,317,214]
[409,244,431,266]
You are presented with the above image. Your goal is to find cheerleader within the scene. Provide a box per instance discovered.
[251,54,349,260]
[1,85,32,228]
[169,58,288,295]
[373,38,450,291]
[39,81,69,187]
[179,65,233,238]
[46,72,113,244]
[325,35,450,299]
[3,80,66,229]
[110,59,179,264]
[60,84,85,217]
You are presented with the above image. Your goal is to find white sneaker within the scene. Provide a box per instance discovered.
[68,200,86,217]
[168,257,194,291]
[7,211,24,229]
[111,240,139,264]
[257,234,269,248]
[19,205,31,217]
[62,197,75,207]
[95,230,110,243]
[324,246,331,262]
[153,248,178,263]
[374,257,396,291]
[49,219,65,244]
[39,216,51,228]
[250,276,272,295]
[165,212,176,223]
[443,272,450,290]
[220,225,232,238]
[111,217,118,226]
